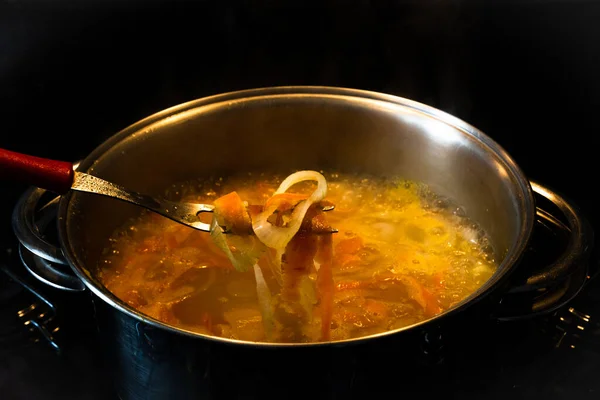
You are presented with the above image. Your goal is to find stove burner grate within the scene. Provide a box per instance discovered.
[0,247,61,352]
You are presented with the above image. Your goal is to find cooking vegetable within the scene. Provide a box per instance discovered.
[253,264,275,339]
[316,234,334,341]
[212,192,253,234]
[210,191,267,272]
[252,170,327,250]
[99,171,497,343]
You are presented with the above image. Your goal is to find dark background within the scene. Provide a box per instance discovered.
[1,1,600,399]
[1,0,599,239]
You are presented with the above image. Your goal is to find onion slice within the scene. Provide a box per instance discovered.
[252,171,328,250]
[260,248,283,287]
[253,264,275,339]
[209,219,265,272]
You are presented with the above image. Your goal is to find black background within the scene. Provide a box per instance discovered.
[2,0,599,238]
[1,1,600,399]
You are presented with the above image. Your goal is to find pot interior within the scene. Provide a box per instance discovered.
[62,88,533,315]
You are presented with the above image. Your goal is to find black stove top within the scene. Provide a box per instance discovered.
[0,243,112,399]
[1,1,600,399]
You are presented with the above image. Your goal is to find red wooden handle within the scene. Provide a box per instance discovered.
[0,148,74,194]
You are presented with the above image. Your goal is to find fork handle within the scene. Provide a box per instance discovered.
[0,148,74,194]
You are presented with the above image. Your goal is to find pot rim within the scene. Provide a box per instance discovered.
[57,86,536,348]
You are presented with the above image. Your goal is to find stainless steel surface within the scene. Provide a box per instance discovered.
[72,171,215,232]
[510,181,593,292]
[12,187,67,265]
[56,86,538,345]
[11,187,85,290]
[19,244,85,292]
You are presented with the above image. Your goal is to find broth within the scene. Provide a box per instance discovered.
[98,172,497,343]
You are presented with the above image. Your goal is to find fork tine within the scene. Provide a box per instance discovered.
[185,202,336,233]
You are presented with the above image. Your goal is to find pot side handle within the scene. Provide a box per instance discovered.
[515,181,593,292]
[494,181,594,320]
[12,186,85,292]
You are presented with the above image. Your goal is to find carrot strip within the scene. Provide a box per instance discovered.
[202,311,213,332]
[395,275,442,317]
[431,271,445,289]
[334,236,363,255]
[336,273,442,317]
[213,192,252,234]
[316,234,334,341]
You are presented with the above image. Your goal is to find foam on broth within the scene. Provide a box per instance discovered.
[97,172,497,343]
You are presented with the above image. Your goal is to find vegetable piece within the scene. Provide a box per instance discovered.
[334,236,363,255]
[336,273,442,317]
[363,299,389,318]
[332,236,365,271]
[335,253,361,271]
[210,191,266,272]
[316,234,334,341]
[298,207,334,235]
[210,219,266,272]
[201,311,213,332]
[387,274,442,317]
[252,171,327,250]
[253,264,275,339]
[275,233,319,340]
[431,271,445,289]
[211,171,333,341]
[223,308,264,342]
[264,193,308,212]
[282,234,318,300]
[258,248,284,286]
[213,192,252,234]
[136,236,162,253]
[122,289,148,308]
[298,275,318,320]
[164,224,194,249]
[170,266,216,294]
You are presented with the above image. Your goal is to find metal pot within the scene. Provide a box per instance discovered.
[11,87,593,399]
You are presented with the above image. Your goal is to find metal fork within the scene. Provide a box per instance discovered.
[1,148,337,233]
[72,172,336,233]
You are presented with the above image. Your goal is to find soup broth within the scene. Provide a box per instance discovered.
[98,172,497,343]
